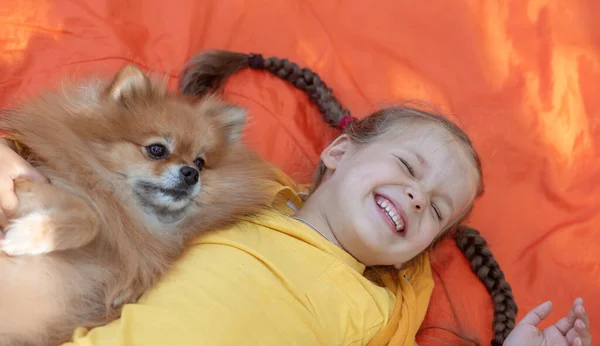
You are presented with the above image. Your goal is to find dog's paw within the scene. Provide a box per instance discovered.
[0,212,55,256]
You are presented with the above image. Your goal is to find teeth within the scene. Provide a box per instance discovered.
[375,196,405,232]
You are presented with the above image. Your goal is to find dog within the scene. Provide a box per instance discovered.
[0,65,274,346]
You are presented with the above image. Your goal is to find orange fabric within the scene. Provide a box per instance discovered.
[1,1,598,344]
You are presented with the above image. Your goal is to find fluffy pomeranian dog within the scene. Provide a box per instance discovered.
[0,65,274,346]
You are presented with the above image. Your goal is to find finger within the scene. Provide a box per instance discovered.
[0,179,18,216]
[519,301,553,326]
[575,317,592,346]
[566,327,580,345]
[555,298,581,334]
[575,302,590,332]
[13,167,48,183]
[572,300,592,346]
[0,209,8,229]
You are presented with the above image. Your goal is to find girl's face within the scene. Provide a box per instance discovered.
[317,122,479,266]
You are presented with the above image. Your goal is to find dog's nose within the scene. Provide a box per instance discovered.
[180,166,199,186]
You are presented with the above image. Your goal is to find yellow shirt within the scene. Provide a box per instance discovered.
[55,166,433,346]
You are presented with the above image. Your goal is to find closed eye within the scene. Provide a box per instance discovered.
[397,157,415,177]
[432,203,443,221]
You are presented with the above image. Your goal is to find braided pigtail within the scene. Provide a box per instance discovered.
[179,50,354,130]
[179,49,518,345]
[179,50,250,98]
[454,226,517,346]
[255,55,352,129]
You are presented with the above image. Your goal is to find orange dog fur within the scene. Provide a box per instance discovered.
[0,65,274,346]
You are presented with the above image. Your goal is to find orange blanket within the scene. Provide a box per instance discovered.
[1,1,598,344]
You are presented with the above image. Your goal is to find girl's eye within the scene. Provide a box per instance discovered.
[146,144,169,159]
[398,157,416,177]
[432,203,443,221]
[193,157,205,170]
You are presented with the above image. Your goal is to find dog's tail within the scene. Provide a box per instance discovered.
[179,50,518,346]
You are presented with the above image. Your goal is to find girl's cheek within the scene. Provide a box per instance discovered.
[420,224,440,248]
[418,237,433,252]
[355,164,378,181]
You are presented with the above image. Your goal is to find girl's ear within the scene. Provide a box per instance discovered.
[320,135,351,170]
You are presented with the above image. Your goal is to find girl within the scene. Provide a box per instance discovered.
[0,51,592,346]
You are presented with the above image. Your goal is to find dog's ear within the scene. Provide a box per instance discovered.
[213,105,247,143]
[106,65,150,101]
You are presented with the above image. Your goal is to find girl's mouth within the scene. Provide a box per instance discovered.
[374,194,406,236]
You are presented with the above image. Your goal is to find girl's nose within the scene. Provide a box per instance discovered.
[406,187,426,212]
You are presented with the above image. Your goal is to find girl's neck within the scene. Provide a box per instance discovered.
[293,197,342,249]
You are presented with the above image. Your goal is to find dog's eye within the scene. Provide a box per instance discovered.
[145,144,169,159]
[193,157,205,170]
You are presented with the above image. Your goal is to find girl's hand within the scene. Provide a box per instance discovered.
[503,298,591,346]
[0,139,48,227]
